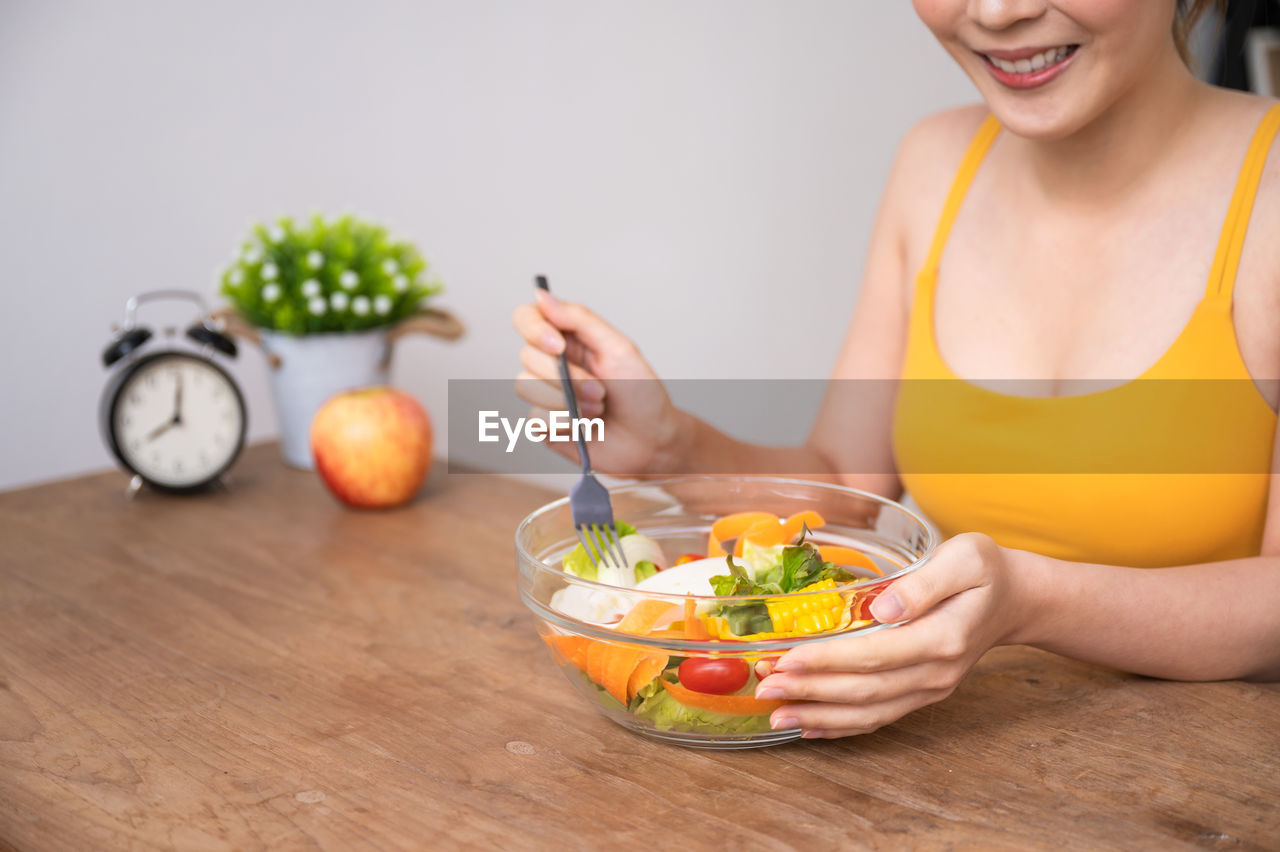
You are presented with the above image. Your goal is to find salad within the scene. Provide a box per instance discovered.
[543,510,890,737]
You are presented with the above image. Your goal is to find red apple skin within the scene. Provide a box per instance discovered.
[310,387,433,509]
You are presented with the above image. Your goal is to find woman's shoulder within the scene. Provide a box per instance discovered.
[1210,89,1280,384]
[898,103,991,162]
[881,104,990,276]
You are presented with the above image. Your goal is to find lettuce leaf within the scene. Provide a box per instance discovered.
[630,684,772,735]
[561,520,638,581]
[708,543,859,636]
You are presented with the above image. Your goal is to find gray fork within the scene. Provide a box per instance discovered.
[534,276,627,573]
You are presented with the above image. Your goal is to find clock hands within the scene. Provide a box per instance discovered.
[148,369,185,442]
[146,419,177,441]
[173,368,184,425]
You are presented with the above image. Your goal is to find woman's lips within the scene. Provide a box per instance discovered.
[978,45,1079,90]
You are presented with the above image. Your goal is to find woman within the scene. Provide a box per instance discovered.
[512,0,1280,739]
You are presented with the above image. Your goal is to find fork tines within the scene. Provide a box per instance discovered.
[575,522,627,570]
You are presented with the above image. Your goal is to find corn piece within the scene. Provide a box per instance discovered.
[765,579,845,636]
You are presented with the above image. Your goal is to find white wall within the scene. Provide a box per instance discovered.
[0,0,973,490]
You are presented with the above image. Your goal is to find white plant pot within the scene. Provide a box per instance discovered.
[260,329,390,469]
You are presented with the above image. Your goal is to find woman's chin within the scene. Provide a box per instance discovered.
[969,80,1094,141]
[985,99,1087,141]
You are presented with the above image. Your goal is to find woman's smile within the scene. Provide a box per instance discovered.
[977,44,1080,89]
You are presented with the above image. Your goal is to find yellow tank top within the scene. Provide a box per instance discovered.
[893,105,1280,567]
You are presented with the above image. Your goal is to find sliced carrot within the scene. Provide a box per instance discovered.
[780,510,825,543]
[597,599,681,705]
[711,511,779,542]
[659,678,784,716]
[818,545,882,576]
[601,640,650,705]
[626,653,670,702]
[711,511,778,556]
[733,517,793,556]
[543,634,591,672]
[615,599,678,636]
[586,639,611,687]
[645,629,691,640]
[683,596,710,640]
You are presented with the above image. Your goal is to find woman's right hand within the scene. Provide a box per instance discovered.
[511,289,685,475]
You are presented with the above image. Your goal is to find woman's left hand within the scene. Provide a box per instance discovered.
[757,532,1028,739]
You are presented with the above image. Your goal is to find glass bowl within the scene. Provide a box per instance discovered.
[515,477,938,749]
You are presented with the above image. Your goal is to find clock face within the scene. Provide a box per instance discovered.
[108,352,246,490]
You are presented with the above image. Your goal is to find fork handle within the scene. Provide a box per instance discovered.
[534,276,593,476]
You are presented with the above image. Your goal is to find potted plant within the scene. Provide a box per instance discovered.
[217,213,463,469]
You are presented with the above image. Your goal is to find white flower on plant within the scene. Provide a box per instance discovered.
[228,268,244,286]
[242,245,262,265]
[392,274,409,292]
[306,250,325,270]
[374,294,392,316]
[382,258,399,275]
[308,297,327,315]
[261,262,279,281]
[339,270,359,290]
[330,291,349,311]
[352,295,371,316]
[261,282,281,303]
[267,224,286,243]
[301,278,321,298]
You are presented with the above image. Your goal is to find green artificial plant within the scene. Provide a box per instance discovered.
[219,214,443,335]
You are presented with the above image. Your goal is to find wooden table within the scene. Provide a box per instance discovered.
[2,444,1277,850]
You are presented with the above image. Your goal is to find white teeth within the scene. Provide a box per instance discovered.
[989,46,1071,75]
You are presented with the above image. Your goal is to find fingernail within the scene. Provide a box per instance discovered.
[801,729,824,739]
[870,591,904,622]
[755,687,783,701]
[541,330,564,354]
[771,715,798,731]
[580,400,605,418]
[536,289,560,308]
[772,659,803,673]
[580,379,606,400]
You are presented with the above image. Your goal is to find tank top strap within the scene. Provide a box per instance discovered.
[921,114,1002,277]
[1206,102,1280,302]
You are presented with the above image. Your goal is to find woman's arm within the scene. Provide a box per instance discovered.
[1011,547,1280,682]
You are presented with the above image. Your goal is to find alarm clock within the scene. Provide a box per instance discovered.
[100,289,247,494]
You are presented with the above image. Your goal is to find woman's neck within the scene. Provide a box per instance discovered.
[1009,49,1208,210]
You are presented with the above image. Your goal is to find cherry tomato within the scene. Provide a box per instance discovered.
[678,657,750,695]
[851,586,884,621]
[674,553,703,566]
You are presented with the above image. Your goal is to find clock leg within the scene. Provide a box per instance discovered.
[125,475,143,500]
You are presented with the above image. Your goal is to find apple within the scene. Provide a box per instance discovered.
[310,386,433,508]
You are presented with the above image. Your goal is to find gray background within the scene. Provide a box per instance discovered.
[0,1,975,490]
